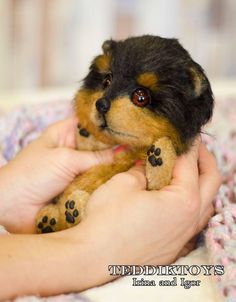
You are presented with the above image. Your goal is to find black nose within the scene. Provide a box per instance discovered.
[96,98,111,114]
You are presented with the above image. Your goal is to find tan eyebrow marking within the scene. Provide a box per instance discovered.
[137,72,158,92]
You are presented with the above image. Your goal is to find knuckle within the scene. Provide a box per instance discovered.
[93,151,103,164]
[93,150,112,165]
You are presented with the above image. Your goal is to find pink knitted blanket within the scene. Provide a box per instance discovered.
[0,100,235,301]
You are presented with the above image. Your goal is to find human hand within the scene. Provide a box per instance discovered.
[0,139,222,299]
[0,117,113,233]
[76,140,221,272]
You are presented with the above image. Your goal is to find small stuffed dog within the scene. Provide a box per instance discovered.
[36,35,214,233]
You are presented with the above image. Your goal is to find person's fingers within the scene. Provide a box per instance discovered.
[64,148,114,174]
[171,137,201,190]
[198,144,222,201]
[177,236,198,258]
[41,116,79,148]
[108,164,147,191]
[198,143,222,226]
[197,204,215,232]
[51,116,79,133]
[57,116,80,148]
[126,164,147,190]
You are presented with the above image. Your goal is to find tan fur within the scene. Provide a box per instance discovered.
[146,137,177,190]
[76,128,110,151]
[137,72,158,92]
[103,96,183,152]
[64,151,137,194]
[75,89,184,152]
[36,151,139,232]
[36,86,183,233]
[75,89,117,145]
[36,190,89,232]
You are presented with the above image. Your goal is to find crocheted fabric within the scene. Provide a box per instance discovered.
[0,100,235,301]
[204,99,236,301]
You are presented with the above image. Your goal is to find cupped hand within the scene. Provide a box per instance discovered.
[0,117,113,233]
[77,140,221,268]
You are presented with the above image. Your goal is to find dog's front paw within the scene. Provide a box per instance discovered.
[147,145,163,167]
[146,137,177,190]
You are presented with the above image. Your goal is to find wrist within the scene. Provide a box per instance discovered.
[64,220,119,290]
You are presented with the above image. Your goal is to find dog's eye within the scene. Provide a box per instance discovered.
[131,88,151,107]
[102,73,112,89]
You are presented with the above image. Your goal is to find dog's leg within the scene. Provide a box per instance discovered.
[146,137,177,190]
[36,151,136,233]
[36,124,113,233]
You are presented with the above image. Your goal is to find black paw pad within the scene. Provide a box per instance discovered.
[50,218,56,226]
[42,216,48,223]
[65,211,75,223]
[65,200,80,224]
[37,216,56,233]
[147,145,163,167]
[79,128,90,137]
[42,226,53,233]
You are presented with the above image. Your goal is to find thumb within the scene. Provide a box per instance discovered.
[171,137,200,190]
[126,164,147,190]
[66,148,114,174]
[108,162,147,191]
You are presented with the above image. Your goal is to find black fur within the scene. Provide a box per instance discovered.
[83,35,214,146]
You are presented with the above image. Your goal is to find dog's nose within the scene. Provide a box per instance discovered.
[96,98,111,114]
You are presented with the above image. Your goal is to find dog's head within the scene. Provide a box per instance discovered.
[75,35,214,153]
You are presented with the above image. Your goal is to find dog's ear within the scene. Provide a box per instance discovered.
[189,64,214,125]
[190,65,208,98]
[102,39,116,55]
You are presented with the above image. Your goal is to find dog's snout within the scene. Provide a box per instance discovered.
[96,98,111,114]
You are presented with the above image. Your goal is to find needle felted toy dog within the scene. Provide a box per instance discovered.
[36,35,214,233]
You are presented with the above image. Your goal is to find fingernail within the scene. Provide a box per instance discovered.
[135,159,145,166]
[114,145,129,155]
